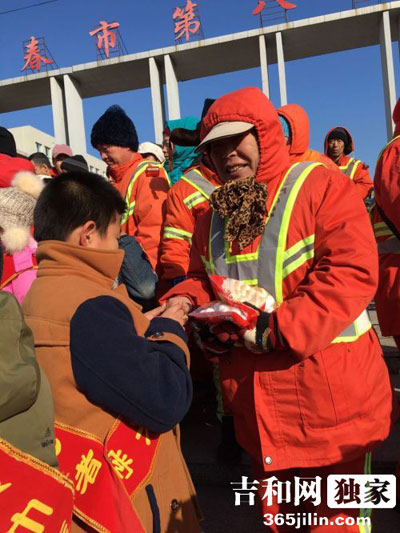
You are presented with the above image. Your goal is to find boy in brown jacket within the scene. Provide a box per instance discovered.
[23,172,201,533]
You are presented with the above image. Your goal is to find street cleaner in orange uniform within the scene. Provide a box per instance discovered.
[162,87,395,531]
[161,100,241,462]
[23,172,201,533]
[91,105,170,275]
[324,126,373,200]
[161,99,219,286]
[277,104,337,170]
[371,99,400,352]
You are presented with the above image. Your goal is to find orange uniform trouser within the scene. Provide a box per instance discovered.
[253,454,371,532]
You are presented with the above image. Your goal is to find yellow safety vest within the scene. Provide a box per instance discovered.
[203,161,371,344]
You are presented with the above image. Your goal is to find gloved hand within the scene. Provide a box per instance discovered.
[191,321,240,359]
[239,307,272,353]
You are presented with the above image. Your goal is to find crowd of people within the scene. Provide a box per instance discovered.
[0,86,398,532]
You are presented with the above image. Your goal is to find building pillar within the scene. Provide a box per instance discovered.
[50,77,67,145]
[63,74,87,154]
[164,54,181,120]
[259,35,270,98]
[276,32,287,106]
[380,11,396,140]
[149,57,166,144]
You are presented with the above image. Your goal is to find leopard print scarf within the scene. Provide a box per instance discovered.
[209,176,268,250]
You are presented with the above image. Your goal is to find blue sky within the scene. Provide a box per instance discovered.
[0,0,398,172]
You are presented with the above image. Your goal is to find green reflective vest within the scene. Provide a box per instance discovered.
[203,161,371,344]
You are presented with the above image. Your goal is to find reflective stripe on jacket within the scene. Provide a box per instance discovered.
[339,157,360,180]
[336,154,373,199]
[372,131,400,335]
[371,208,400,255]
[160,165,219,280]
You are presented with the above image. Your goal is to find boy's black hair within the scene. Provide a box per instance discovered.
[34,171,126,242]
[29,151,51,168]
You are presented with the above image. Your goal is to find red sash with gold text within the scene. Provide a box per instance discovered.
[0,438,74,532]
[55,419,160,533]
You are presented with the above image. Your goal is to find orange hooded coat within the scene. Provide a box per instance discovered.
[371,99,400,337]
[277,104,337,170]
[324,126,373,200]
[162,87,393,472]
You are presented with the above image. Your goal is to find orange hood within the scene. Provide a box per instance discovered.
[200,87,290,184]
[277,104,309,156]
[324,126,354,156]
[393,99,400,137]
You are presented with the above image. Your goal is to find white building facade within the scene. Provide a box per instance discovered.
[9,125,107,177]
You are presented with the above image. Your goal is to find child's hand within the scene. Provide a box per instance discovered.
[160,301,190,327]
[144,304,166,320]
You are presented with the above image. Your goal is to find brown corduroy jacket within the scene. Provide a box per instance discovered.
[23,241,201,533]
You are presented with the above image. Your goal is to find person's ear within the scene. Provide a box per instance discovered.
[202,149,217,174]
[78,221,97,247]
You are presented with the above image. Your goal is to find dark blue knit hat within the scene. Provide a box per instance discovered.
[91,105,139,151]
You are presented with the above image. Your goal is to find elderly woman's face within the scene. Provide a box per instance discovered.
[208,131,260,183]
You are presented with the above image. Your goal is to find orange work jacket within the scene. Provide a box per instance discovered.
[109,154,170,273]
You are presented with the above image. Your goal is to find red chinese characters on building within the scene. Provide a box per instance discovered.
[90,21,120,58]
[252,0,297,16]
[173,0,201,42]
[21,36,54,72]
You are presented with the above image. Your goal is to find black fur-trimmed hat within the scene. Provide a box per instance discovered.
[91,105,138,151]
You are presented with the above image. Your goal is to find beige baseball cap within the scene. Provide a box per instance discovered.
[138,142,165,164]
[196,121,254,152]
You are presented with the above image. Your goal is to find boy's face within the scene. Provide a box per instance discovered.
[66,215,121,250]
[91,217,121,251]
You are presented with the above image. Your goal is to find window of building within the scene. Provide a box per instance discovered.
[35,142,42,152]
[45,146,50,157]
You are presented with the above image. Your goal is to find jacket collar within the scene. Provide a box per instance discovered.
[36,241,124,289]
[335,153,350,167]
[108,153,143,183]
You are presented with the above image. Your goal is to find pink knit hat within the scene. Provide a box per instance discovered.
[0,172,44,253]
[52,144,73,161]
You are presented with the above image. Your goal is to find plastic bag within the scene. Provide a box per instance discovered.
[189,300,259,328]
[189,276,276,329]
[209,275,276,312]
